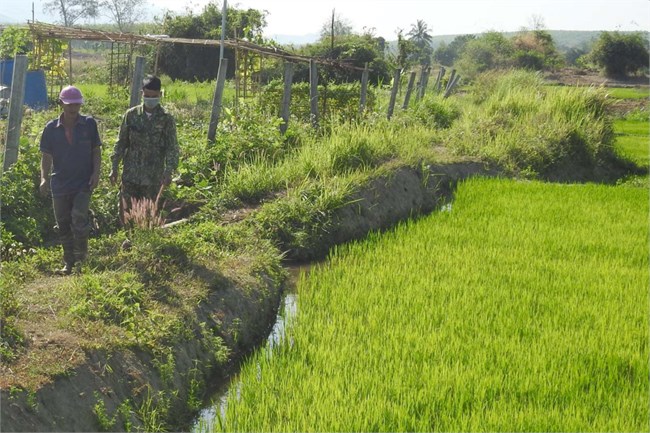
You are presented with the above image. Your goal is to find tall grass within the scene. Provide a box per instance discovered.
[447,70,614,176]
[215,178,649,432]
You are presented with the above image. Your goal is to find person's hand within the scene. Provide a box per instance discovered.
[89,171,100,190]
[39,178,50,197]
[109,170,118,186]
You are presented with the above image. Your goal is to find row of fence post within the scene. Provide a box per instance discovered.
[1,54,461,168]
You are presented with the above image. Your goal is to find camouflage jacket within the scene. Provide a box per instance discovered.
[111,104,179,186]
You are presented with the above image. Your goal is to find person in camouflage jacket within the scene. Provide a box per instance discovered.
[109,75,179,225]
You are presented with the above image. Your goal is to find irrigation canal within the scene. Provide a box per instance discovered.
[190,264,306,431]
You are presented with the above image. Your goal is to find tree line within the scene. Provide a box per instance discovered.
[9,0,650,84]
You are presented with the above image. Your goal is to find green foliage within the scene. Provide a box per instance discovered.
[433,34,476,67]
[447,70,614,177]
[454,32,515,79]
[252,177,355,260]
[0,26,67,78]
[0,278,25,363]
[408,94,461,129]
[93,392,117,431]
[260,80,376,122]
[159,4,266,81]
[406,19,434,66]
[588,31,649,78]
[67,271,145,329]
[296,33,390,84]
[0,27,32,59]
[512,30,564,71]
[0,140,56,247]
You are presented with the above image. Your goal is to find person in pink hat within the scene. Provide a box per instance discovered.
[39,85,102,275]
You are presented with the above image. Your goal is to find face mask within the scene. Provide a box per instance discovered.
[143,97,160,109]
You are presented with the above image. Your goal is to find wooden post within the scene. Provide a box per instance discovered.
[445,69,457,93]
[3,54,28,171]
[359,62,369,115]
[220,0,227,61]
[416,65,426,101]
[68,43,73,84]
[154,43,161,75]
[421,66,431,98]
[434,67,445,93]
[280,62,294,134]
[417,65,431,101]
[129,56,146,108]
[444,74,461,98]
[309,59,319,129]
[402,71,416,109]
[208,57,228,142]
[387,68,400,120]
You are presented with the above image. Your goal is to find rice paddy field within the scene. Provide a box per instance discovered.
[208,177,648,432]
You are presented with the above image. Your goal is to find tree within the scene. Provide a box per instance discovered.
[319,10,353,40]
[43,0,101,26]
[455,32,514,78]
[512,29,563,71]
[394,29,416,70]
[297,33,390,85]
[158,3,266,81]
[407,19,433,65]
[101,0,145,32]
[589,31,649,78]
[434,34,475,66]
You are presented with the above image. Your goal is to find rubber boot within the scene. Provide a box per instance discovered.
[56,241,76,275]
[74,237,88,265]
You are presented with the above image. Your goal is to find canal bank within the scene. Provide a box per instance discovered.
[1,161,492,432]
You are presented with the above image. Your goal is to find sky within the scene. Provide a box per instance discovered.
[1,0,649,40]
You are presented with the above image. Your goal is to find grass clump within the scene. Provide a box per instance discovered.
[446,70,615,177]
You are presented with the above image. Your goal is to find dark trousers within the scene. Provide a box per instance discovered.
[52,190,91,265]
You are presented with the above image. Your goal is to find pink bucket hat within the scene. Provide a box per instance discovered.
[59,85,84,104]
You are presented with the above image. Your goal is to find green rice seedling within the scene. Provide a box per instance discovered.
[606,87,650,100]
[613,117,649,168]
[215,178,649,432]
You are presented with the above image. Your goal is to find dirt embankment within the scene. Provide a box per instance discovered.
[0,160,496,432]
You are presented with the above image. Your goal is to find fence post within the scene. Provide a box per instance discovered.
[359,62,369,115]
[402,70,416,109]
[129,56,146,108]
[3,54,28,171]
[309,59,319,129]
[444,74,461,98]
[434,67,446,93]
[387,68,401,120]
[207,58,229,142]
[280,62,294,134]
[445,69,457,94]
